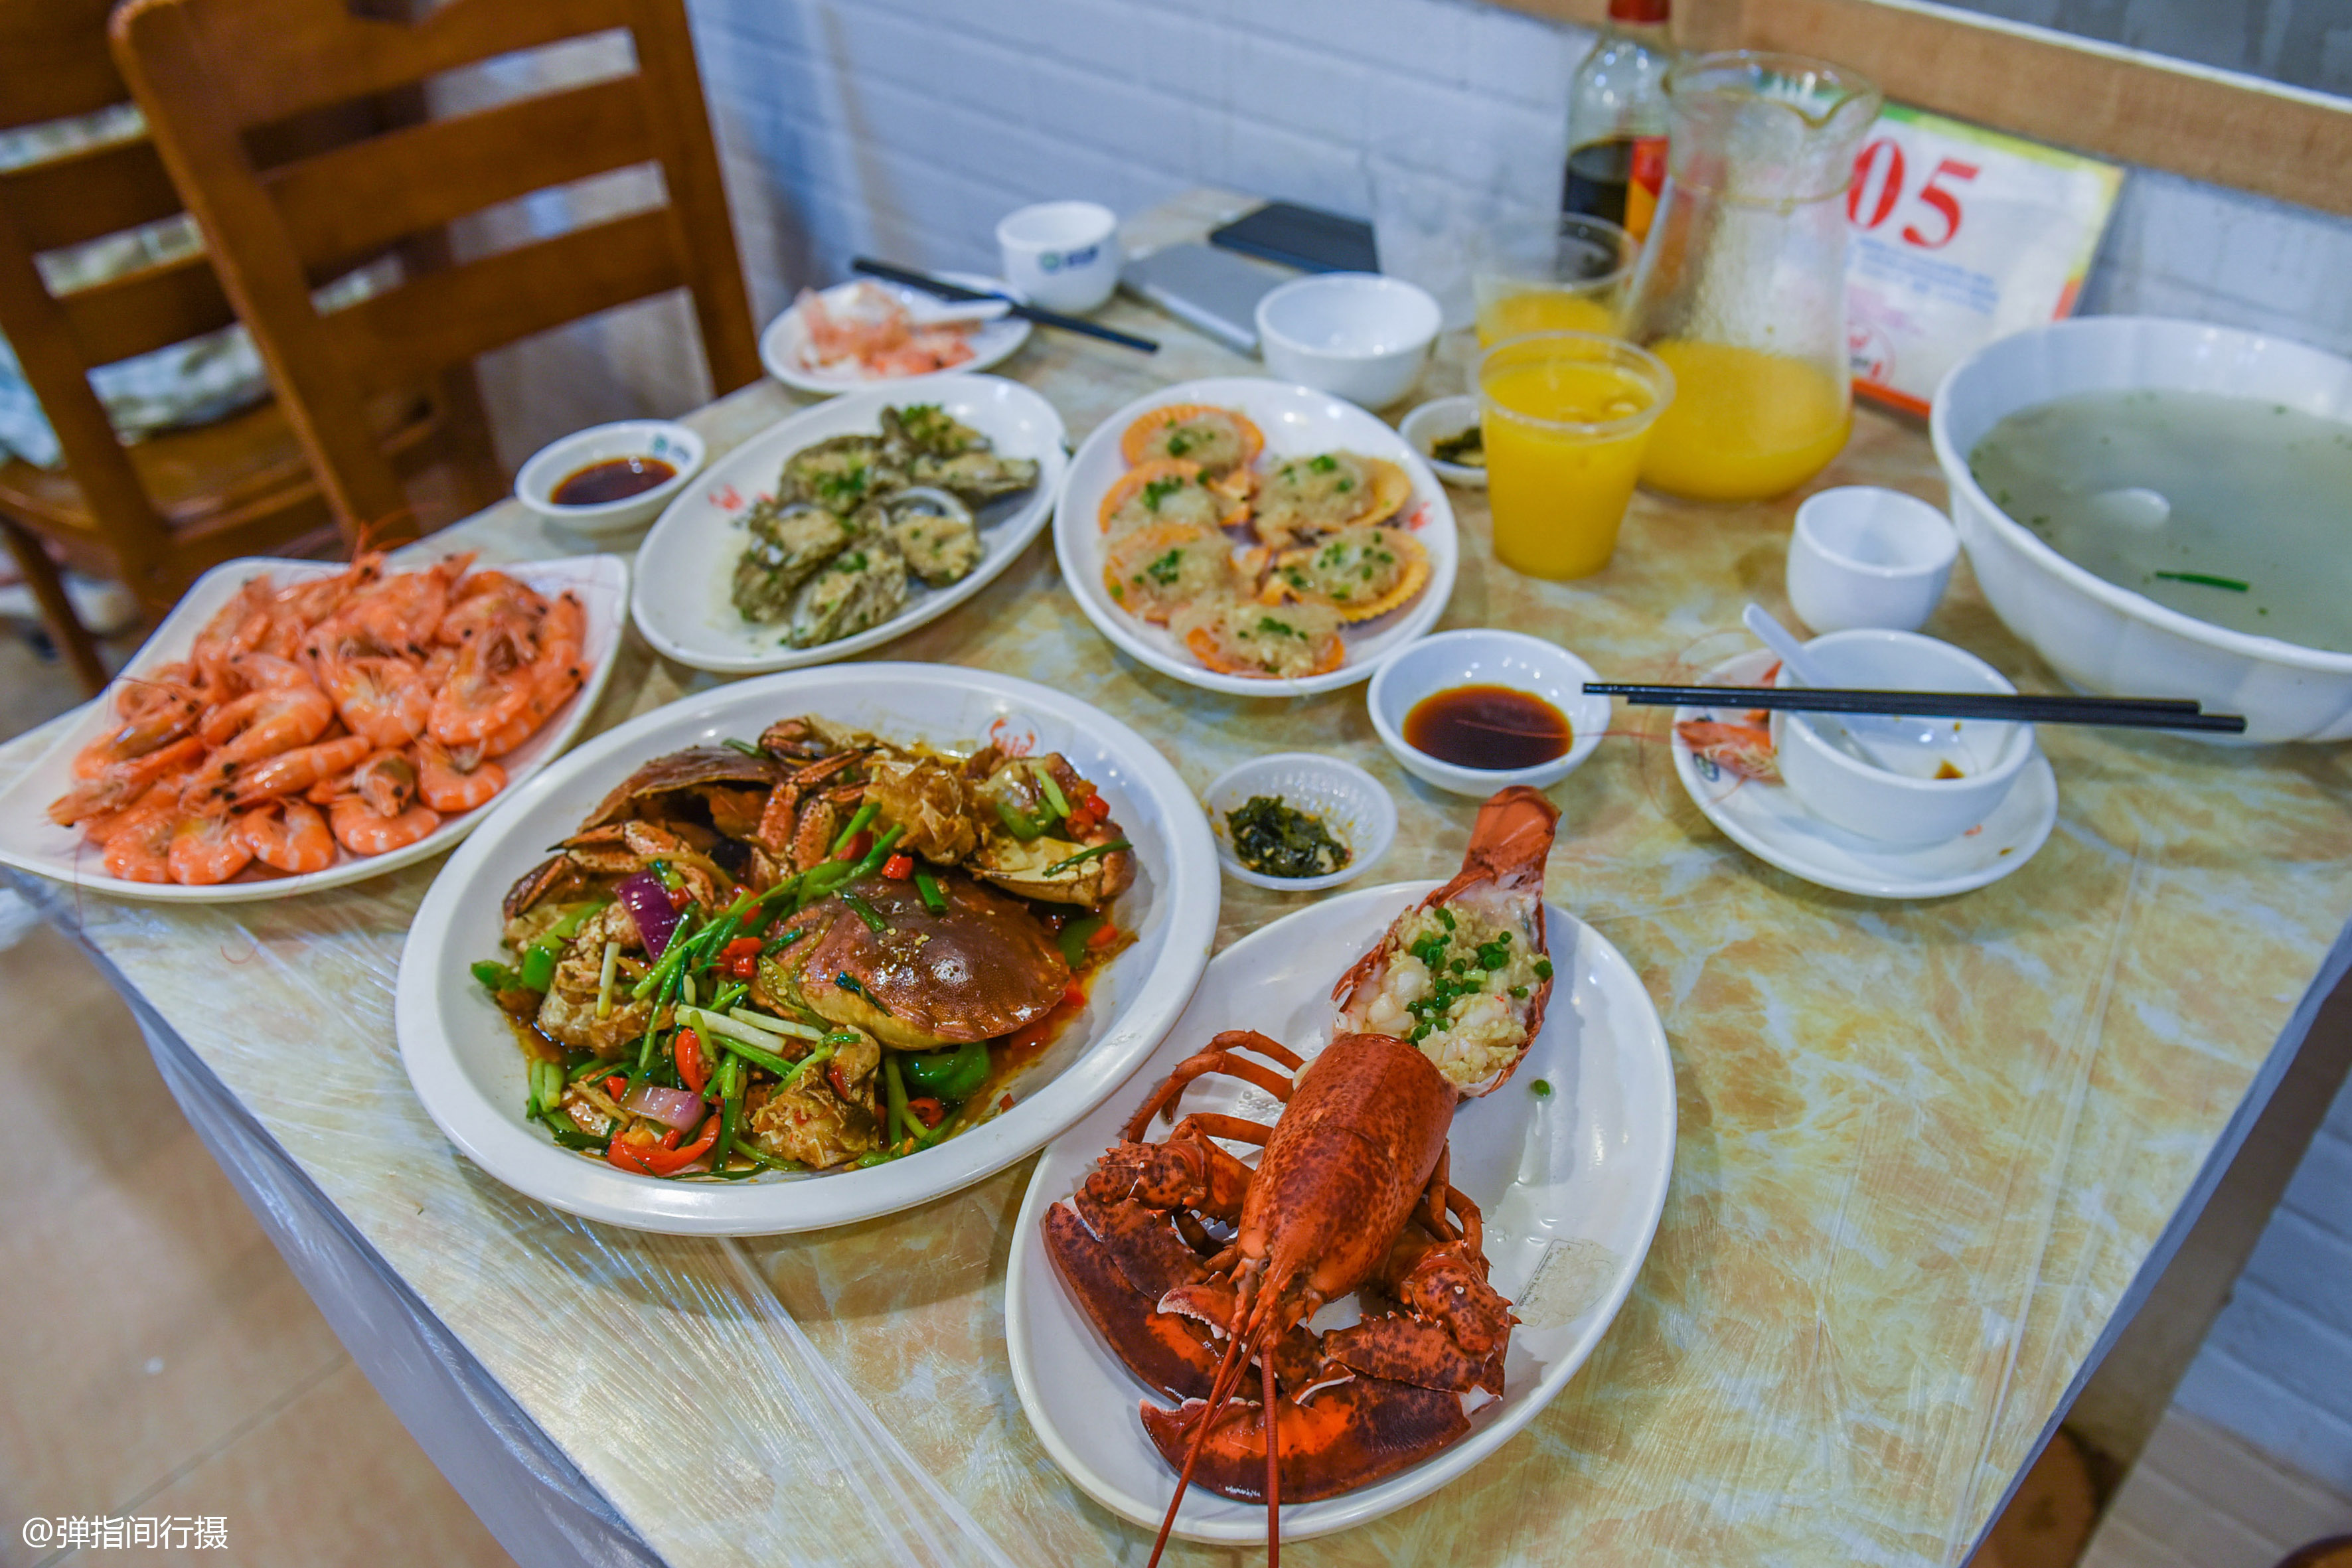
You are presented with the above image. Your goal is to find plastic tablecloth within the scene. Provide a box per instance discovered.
[11,191,2352,1568]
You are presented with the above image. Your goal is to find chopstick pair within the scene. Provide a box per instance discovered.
[1586,683,2249,734]
[850,257,1159,354]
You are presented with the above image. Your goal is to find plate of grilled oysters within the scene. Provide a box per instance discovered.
[1054,377,1458,696]
[395,663,1217,1235]
[630,375,1067,674]
[1005,789,1675,1549]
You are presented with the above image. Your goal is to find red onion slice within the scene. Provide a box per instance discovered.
[622,1083,704,1131]
[616,869,679,957]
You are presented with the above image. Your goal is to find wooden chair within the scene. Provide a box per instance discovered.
[0,0,504,692]
[110,0,762,538]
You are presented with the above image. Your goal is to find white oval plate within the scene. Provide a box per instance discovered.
[1006,880,1675,1544]
[1669,650,2059,900]
[0,552,627,903]
[759,274,1032,396]
[396,663,1219,1235]
[1054,377,1458,697]
[629,376,1067,675]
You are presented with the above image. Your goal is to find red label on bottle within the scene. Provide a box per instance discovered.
[1625,136,1668,241]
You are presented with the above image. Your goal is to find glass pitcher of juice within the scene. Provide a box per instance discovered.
[1625,52,1880,503]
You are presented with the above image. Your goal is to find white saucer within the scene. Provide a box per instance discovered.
[1668,650,2058,899]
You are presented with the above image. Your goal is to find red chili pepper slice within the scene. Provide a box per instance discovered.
[721,936,763,960]
[603,1075,627,1100]
[881,852,915,880]
[727,953,758,980]
[834,828,872,863]
[609,1113,720,1176]
[905,1095,945,1129]
[1086,921,1119,949]
[676,1027,707,1096]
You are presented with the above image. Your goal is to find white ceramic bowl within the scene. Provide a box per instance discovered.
[516,420,702,537]
[1786,485,1957,634]
[1366,629,1610,797]
[1769,629,2037,847]
[1255,272,1441,409]
[1399,394,1486,488]
[1930,315,2352,742]
[1201,753,1397,892]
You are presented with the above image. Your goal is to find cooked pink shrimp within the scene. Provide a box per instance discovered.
[236,799,335,874]
[51,736,208,827]
[100,794,181,883]
[329,552,472,652]
[74,684,201,777]
[412,738,506,813]
[426,627,534,745]
[226,734,374,808]
[479,592,586,756]
[328,796,441,856]
[316,651,430,747]
[1676,715,1780,785]
[438,571,548,647]
[167,807,255,885]
[202,682,335,767]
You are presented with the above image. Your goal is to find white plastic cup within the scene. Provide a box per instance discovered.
[1786,485,1959,634]
[995,200,1121,313]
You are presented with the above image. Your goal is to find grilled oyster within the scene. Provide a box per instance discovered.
[880,402,989,459]
[784,528,908,648]
[907,448,1040,507]
[865,486,983,588]
[733,499,852,621]
[779,434,904,516]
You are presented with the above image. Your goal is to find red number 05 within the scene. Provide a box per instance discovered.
[1903,157,1979,248]
[1849,142,1980,250]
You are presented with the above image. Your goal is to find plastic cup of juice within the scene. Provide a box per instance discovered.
[1472,214,1635,348]
[1478,331,1675,580]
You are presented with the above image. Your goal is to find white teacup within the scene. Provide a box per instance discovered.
[1786,486,1958,634]
[996,200,1121,313]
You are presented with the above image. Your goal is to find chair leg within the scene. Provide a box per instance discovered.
[0,515,108,695]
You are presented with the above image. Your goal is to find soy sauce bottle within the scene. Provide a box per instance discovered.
[1560,0,1674,242]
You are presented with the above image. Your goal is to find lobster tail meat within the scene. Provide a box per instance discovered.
[1332,785,1561,1097]
[1137,1379,1470,1504]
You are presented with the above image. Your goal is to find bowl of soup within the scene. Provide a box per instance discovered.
[1930,317,2352,742]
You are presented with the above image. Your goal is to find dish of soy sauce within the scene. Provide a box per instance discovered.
[552,455,676,507]
[1403,684,1572,769]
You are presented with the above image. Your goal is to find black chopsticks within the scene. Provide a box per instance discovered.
[849,257,1159,354]
[1586,682,2249,734]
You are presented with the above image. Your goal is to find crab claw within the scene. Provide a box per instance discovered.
[1044,1203,1222,1402]
[1137,1378,1469,1504]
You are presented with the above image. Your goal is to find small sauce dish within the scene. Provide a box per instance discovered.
[1367,629,1610,797]
[1202,753,1396,892]
[1256,273,1441,410]
[1770,627,2037,846]
[516,420,704,537]
[1399,394,1486,487]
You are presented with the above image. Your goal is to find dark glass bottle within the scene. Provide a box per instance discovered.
[1561,0,1674,242]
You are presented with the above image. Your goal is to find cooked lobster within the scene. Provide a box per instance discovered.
[1044,1028,1513,1565]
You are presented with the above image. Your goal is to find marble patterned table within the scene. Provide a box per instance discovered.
[11,191,2352,1567]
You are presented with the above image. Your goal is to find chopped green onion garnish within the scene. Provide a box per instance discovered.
[2152,571,2250,591]
[830,801,878,856]
[842,892,890,934]
[1042,838,1129,878]
[915,872,947,915]
[1032,761,1071,820]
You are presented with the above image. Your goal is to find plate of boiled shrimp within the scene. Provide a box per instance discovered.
[0,551,628,902]
[1005,788,1676,1549]
[758,275,1034,396]
[1052,377,1458,697]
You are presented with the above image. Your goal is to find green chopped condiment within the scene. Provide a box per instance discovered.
[1225,795,1351,880]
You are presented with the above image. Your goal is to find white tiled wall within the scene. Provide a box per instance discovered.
[2173,1071,2352,1493]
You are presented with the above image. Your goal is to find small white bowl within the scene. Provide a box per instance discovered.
[516,420,703,537]
[997,200,1121,313]
[1256,273,1441,410]
[1399,394,1486,488]
[1366,629,1610,797]
[1202,753,1397,892]
[1770,629,2038,848]
[1786,486,1957,634]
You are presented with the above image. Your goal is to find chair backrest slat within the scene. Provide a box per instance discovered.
[0,137,187,256]
[327,210,682,397]
[0,0,133,135]
[113,0,760,534]
[260,74,653,275]
[53,250,238,368]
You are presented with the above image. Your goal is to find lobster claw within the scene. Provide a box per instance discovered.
[1137,1378,1470,1504]
[1043,1203,1222,1402]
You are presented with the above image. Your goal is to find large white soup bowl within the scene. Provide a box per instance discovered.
[1930,316,2352,742]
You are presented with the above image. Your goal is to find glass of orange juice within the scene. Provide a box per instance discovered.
[1478,331,1675,580]
[1472,215,1636,347]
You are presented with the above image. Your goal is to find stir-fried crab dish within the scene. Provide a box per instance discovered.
[732,404,1039,648]
[1097,403,1431,678]
[477,716,1136,1178]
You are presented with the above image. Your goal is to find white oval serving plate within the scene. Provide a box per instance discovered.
[1669,649,2058,900]
[396,663,1219,1235]
[1053,377,1458,698]
[629,375,1067,675]
[759,274,1032,396]
[0,552,627,903]
[1006,880,1675,1543]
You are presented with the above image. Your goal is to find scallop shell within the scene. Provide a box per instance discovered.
[1101,521,1233,625]
[1261,527,1431,623]
[1097,457,1247,532]
[1118,403,1266,472]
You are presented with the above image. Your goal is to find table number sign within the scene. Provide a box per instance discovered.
[1843,105,2122,413]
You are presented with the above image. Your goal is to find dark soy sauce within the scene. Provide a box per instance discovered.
[553,455,676,506]
[1403,684,1573,770]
